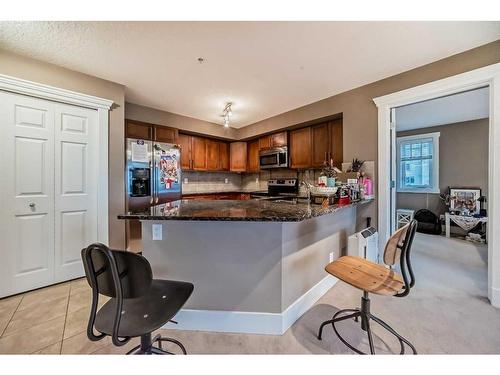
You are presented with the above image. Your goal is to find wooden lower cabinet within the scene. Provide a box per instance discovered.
[247,139,260,173]
[230,142,247,172]
[289,127,312,169]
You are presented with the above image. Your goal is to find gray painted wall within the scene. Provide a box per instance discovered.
[141,207,356,313]
[396,118,489,215]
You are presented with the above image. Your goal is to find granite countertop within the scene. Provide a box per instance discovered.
[118,198,373,222]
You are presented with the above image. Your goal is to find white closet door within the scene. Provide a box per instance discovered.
[0,91,55,297]
[54,103,98,282]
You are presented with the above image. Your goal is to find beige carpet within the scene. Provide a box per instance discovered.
[1,233,498,354]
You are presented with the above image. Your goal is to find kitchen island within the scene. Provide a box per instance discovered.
[118,198,373,335]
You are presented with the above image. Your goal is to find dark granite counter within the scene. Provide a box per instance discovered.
[118,198,373,222]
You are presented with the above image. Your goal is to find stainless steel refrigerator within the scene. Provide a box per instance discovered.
[125,137,182,252]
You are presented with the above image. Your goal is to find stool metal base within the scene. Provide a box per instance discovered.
[317,293,417,355]
[126,333,187,355]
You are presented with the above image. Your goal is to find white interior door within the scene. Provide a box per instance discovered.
[0,91,99,297]
[54,103,98,282]
[390,108,397,234]
[0,91,55,297]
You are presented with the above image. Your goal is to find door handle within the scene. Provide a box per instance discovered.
[29,202,35,208]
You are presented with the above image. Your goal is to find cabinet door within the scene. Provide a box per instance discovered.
[206,139,220,171]
[178,133,192,170]
[271,131,287,147]
[154,126,178,143]
[258,135,271,150]
[219,142,230,171]
[192,136,207,170]
[230,142,247,172]
[126,120,152,140]
[290,127,312,169]
[247,139,260,173]
[329,120,343,168]
[311,123,330,168]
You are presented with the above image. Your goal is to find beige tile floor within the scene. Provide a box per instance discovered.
[0,278,114,354]
[1,234,499,354]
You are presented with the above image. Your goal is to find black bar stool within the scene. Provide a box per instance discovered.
[81,243,194,354]
[317,220,418,354]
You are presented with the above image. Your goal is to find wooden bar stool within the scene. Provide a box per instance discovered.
[317,220,418,354]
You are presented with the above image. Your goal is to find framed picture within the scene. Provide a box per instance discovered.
[449,187,481,215]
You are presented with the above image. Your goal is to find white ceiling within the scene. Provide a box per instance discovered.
[0,21,499,128]
[395,87,489,131]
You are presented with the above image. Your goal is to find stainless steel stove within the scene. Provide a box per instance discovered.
[250,178,299,201]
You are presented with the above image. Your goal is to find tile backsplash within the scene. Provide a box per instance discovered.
[182,161,375,195]
[182,171,242,194]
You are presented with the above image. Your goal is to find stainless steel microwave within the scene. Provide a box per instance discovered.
[259,147,288,169]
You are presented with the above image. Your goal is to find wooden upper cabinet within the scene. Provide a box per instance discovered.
[154,126,178,143]
[178,133,192,170]
[191,136,207,170]
[219,142,230,171]
[258,135,271,150]
[258,131,287,150]
[247,139,260,173]
[271,131,287,147]
[125,121,152,140]
[206,139,220,171]
[290,127,312,169]
[230,142,247,172]
[329,120,343,168]
[311,123,330,168]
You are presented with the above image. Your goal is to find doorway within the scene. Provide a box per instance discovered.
[374,63,500,307]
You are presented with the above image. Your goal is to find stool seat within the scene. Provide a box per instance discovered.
[325,256,404,296]
[95,279,193,337]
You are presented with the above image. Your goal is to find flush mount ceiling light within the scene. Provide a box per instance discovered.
[221,102,233,128]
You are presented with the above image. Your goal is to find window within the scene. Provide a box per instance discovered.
[396,132,440,193]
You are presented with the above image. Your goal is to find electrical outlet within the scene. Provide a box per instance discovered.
[224,178,228,184]
[183,177,188,184]
[329,252,334,263]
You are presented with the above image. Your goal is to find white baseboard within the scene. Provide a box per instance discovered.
[163,275,337,335]
[490,286,500,308]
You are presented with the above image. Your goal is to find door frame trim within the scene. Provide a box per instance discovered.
[0,73,113,245]
[373,62,500,307]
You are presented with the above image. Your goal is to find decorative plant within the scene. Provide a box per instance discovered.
[349,158,365,172]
